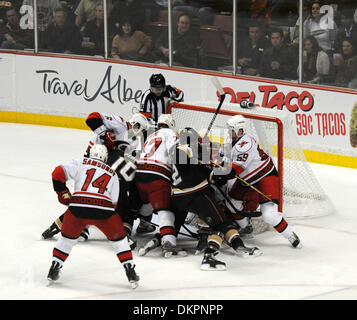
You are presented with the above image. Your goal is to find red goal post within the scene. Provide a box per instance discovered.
[167,101,335,220]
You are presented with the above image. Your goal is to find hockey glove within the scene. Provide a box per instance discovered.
[100,130,116,150]
[242,190,259,213]
[56,188,72,206]
[209,171,228,187]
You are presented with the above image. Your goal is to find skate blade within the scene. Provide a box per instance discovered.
[130,281,139,289]
[46,279,57,286]
[201,264,226,271]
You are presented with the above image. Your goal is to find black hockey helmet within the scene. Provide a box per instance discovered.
[150,73,166,88]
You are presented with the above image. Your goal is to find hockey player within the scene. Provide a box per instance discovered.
[41,112,153,242]
[170,128,262,270]
[47,144,140,288]
[139,73,184,127]
[212,115,301,248]
[135,113,180,257]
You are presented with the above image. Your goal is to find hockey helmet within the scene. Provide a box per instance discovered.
[157,113,175,130]
[150,73,166,88]
[129,113,149,134]
[89,144,108,162]
[226,115,246,137]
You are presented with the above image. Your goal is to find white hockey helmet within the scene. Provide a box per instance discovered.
[157,113,175,130]
[89,144,108,162]
[129,113,149,134]
[226,115,246,137]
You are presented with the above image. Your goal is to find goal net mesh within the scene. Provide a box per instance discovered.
[168,101,335,226]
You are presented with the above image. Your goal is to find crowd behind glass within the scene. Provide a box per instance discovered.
[1,0,357,90]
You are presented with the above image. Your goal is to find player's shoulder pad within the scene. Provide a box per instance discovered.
[233,134,253,153]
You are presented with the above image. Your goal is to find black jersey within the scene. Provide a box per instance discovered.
[171,145,211,195]
[139,85,184,124]
[170,144,227,228]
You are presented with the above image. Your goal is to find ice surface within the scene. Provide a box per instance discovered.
[1,123,357,300]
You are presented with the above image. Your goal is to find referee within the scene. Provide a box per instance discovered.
[139,74,184,127]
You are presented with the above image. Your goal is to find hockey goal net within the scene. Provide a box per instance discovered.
[167,101,335,223]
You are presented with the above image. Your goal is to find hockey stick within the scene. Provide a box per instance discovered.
[210,160,273,202]
[141,220,198,239]
[211,183,262,218]
[203,77,226,139]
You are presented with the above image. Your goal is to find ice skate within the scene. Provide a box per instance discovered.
[47,261,62,282]
[201,250,226,271]
[136,219,156,234]
[138,233,161,256]
[288,232,302,248]
[235,245,262,258]
[238,222,254,239]
[42,222,60,239]
[161,241,187,258]
[124,263,139,289]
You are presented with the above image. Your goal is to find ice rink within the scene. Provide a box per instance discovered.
[1,122,357,301]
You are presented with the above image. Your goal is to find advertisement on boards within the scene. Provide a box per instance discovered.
[0,52,356,160]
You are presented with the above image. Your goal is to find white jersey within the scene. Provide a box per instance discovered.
[86,112,142,155]
[228,133,275,185]
[61,157,119,216]
[136,128,178,181]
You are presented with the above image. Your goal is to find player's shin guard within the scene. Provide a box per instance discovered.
[207,233,223,251]
[52,235,78,264]
[261,202,301,248]
[157,210,176,246]
[110,236,133,264]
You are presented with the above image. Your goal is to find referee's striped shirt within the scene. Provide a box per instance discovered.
[139,85,184,124]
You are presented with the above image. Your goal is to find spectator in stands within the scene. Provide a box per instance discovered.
[172,0,216,25]
[81,2,104,56]
[111,17,152,62]
[41,7,82,54]
[152,13,200,68]
[258,28,297,80]
[0,7,34,49]
[303,0,337,54]
[301,35,331,84]
[21,0,61,32]
[289,1,310,47]
[249,0,271,30]
[335,8,357,52]
[108,0,145,35]
[333,38,357,89]
[236,20,270,76]
[0,0,20,26]
[75,0,110,29]
[269,0,297,27]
